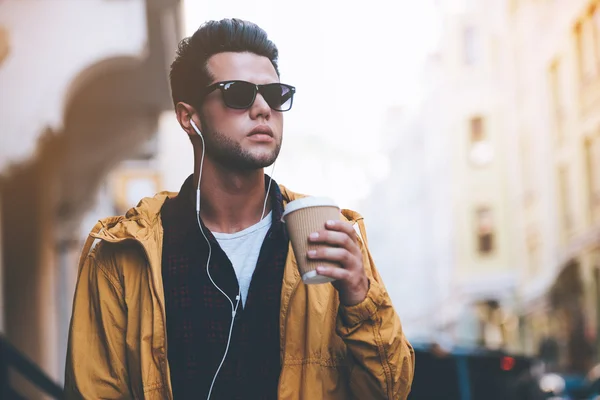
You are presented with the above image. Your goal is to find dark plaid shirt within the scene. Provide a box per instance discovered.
[161,175,288,400]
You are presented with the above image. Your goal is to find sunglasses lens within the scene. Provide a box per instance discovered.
[262,84,294,111]
[222,81,256,109]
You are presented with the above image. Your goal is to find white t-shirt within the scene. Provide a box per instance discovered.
[212,211,272,307]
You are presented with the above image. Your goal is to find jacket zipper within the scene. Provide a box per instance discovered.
[278,277,301,397]
[141,244,172,400]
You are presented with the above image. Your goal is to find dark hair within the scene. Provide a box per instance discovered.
[169,18,280,109]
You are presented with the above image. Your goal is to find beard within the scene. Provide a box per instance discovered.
[201,122,282,170]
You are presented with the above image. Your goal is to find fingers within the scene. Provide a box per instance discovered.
[323,220,357,241]
[307,247,358,266]
[305,221,369,306]
[315,265,352,281]
[309,221,359,253]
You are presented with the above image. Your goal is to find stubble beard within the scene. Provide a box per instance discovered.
[202,126,282,171]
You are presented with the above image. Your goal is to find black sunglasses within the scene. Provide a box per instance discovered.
[202,80,296,111]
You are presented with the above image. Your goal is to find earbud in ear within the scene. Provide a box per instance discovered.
[190,119,203,138]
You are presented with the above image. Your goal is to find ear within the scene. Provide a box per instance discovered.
[175,102,202,139]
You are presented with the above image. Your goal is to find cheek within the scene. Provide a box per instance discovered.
[273,113,284,133]
[204,107,245,134]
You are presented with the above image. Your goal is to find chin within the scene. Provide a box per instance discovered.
[250,150,279,166]
[228,155,276,171]
[254,158,278,169]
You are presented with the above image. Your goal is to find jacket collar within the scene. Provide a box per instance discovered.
[164,174,286,239]
[91,180,363,246]
[88,178,363,297]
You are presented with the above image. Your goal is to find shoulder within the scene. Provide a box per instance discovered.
[90,240,148,283]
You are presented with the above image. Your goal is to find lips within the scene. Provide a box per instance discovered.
[248,126,274,138]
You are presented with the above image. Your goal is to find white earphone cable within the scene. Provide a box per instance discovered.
[191,119,275,400]
[260,158,276,221]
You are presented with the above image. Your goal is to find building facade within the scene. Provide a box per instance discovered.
[509,0,600,372]
[0,0,182,395]
[362,0,521,350]
[366,0,600,370]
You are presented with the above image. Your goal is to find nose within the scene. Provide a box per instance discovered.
[249,91,271,121]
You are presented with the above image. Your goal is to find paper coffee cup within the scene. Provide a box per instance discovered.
[282,197,341,284]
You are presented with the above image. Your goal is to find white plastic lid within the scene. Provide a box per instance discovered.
[282,196,339,220]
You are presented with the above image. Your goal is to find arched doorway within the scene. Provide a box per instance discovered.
[549,260,594,373]
[0,53,170,393]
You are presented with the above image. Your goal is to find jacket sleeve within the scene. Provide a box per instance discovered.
[65,239,132,400]
[336,218,415,400]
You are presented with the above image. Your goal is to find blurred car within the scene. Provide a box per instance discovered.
[408,342,534,400]
[536,365,600,399]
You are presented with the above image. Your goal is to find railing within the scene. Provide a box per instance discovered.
[0,335,64,399]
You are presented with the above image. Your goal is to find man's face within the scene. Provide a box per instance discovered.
[198,52,283,170]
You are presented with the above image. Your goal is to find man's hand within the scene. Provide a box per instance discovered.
[307,220,369,306]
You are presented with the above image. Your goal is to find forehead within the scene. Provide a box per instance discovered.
[206,52,279,85]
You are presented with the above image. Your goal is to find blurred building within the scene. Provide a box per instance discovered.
[508,0,600,373]
[0,0,182,396]
[365,0,600,372]
[435,0,520,351]
[364,0,521,350]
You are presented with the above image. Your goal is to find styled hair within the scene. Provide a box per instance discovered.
[169,18,280,109]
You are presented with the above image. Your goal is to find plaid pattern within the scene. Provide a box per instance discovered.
[161,175,288,400]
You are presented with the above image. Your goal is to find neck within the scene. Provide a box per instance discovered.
[193,158,272,234]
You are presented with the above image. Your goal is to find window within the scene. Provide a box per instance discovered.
[520,134,535,206]
[593,6,600,66]
[528,242,540,277]
[558,167,573,233]
[469,117,493,166]
[464,25,480,65]
[576,17,597,84]
[586,136,600,217]
[526,227,540,276]
[549,60,564,144]
[471,117,484,142]
[476,207,495,255]
[112,170,162,215]
[0,26,9,67]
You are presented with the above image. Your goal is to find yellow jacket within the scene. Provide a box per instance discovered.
[65,186,415,399]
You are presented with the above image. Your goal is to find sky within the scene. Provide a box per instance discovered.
[182,0,440,208]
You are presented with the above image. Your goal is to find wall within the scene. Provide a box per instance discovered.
[0,0,147,172]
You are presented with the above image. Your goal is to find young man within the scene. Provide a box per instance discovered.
[65,18,415,399]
